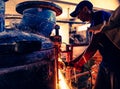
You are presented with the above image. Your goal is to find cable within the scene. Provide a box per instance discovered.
[84,65,92,89]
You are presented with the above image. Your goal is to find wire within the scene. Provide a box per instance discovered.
[84,66,92,89]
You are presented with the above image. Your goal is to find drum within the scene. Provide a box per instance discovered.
[0,1,62,89]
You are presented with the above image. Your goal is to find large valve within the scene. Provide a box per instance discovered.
[16,1,62,37]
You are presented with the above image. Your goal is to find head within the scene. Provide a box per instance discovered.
[70,0,93,22]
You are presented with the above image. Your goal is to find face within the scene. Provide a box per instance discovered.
[77,7,91,22]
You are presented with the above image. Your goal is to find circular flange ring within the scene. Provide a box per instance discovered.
[16,1,62,16]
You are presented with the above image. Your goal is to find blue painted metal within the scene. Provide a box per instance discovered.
[0,1,62,89]
[18,8,56,37]
[0,0,5,32]
[16,1,62,37]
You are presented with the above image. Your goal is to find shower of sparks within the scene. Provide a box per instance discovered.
[58,69,70,89]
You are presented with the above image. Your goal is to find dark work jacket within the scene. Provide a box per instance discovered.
[93,33,120,89]
[102,5,120,50]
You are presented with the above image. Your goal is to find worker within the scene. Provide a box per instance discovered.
[70,0,111,42]
[66,0,120,88]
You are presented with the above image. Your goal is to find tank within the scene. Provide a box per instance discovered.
[0,1,62,89]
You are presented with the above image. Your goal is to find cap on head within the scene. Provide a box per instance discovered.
[70,0,93,17]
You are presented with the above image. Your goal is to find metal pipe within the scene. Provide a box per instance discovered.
[0,0,8,32]
[70,71,90,79]
[45,0,113,12]
[0,0,5,32]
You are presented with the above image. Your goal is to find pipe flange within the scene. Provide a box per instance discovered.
[16,1,62,16]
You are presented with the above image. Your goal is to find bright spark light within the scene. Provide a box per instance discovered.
[58,69,70,89]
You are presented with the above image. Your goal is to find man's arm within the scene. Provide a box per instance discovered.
[73,34,98,69]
